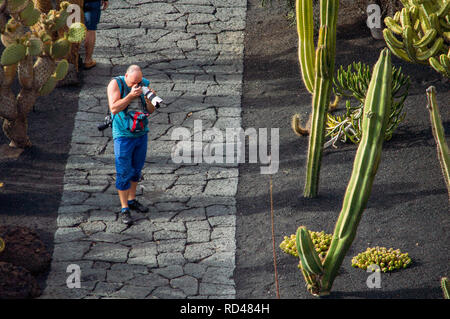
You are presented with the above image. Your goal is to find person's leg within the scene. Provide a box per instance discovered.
[128,134,149,212]
[114,137,135,208]
[84,30,96,65]
[118,188,130,209]
[128,181,138,202]
[83,1,101,67]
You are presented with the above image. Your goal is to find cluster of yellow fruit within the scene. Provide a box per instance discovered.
[280,230,332,260]
[352,247,412,273]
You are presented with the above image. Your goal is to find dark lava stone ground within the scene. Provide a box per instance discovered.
[234,0,449,299]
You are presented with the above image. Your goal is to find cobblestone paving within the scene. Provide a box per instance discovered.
[41,0,247,299]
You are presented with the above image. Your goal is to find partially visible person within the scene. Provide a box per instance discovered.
[83,0,108,69]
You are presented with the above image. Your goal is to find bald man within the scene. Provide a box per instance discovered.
[107,65,157,225]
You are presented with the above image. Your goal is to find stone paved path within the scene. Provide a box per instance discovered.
[41,0,247,299]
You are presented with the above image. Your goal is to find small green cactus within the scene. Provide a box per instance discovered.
[280,229,332,260]
[351,247,412,273]
[325,62,410,147]
[67,22,86,43]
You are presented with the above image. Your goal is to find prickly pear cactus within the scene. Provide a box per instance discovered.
[383,0,450,77]
[0,0,86,148]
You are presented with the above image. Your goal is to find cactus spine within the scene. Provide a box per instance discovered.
[296,48,393,296]
[383,0,450,77]
[294,0,339,198]
[426,86,450,198]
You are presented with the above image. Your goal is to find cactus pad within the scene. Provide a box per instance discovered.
[53,9,70,31]
[7,0,29,13]
[67,22,87,43]
[38,75,57,96]
[1,43,26,66]
[50,38,70,59]
[26,37,43,56]
[53,59,69,81]
[33,56,55,89]
[18,0,40,26]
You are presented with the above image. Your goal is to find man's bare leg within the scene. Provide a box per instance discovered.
[84,30,96,65]
[118,189,129,209]
[128,181,138,202]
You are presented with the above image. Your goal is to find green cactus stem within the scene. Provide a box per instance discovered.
[441,277,450,299]
[426,86,450,198]
[297,48,393,296]
[296,0,315,94]
[295,0,339,198]
[304,25,334,198]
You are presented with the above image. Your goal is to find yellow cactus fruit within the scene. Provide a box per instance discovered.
[26,37,43,56]
[67,22,87,43]
[38,75,57,96]
[50,38,70,59]
[32,55,55,89]
[1,43,26,66]
[53,59,69,81]
[7,0,29,14]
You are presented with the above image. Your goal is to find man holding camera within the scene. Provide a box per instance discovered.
[107,65,157,225]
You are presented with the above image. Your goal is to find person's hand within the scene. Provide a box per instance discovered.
[101,0,109,10]
[130,84,142,98]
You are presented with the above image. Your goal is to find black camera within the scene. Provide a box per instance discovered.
[98,114,112,131]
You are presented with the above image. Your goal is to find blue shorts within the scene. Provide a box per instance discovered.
[84,1,102,31]
[114,134,148,191]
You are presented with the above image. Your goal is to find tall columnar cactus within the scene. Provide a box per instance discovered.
[383,0,450,77]
[291,0,339,198]
[295,48,393,296]
[426,86,450,198]
[0,0,86,148]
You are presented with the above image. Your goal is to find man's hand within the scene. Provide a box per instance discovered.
[129,84,143,98]
[101,0,109,10]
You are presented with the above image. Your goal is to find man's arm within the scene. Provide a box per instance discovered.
[107,80,141,115]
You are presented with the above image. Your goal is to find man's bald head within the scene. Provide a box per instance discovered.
[125,65,143,87]
[126,65,142,75]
